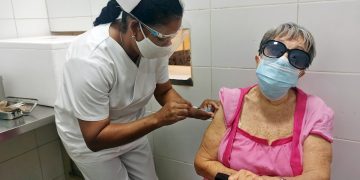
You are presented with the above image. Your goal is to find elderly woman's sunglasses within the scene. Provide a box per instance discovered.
[260,40,311,70]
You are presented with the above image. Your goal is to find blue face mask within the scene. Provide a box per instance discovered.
[256,56,300,101]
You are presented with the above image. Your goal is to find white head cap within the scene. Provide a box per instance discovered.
[116,0,141,13]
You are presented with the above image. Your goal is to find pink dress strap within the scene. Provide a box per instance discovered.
[222,86,253,168]
[290,88,307,175]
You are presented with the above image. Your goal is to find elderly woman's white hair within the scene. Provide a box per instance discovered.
[258,22,316,64]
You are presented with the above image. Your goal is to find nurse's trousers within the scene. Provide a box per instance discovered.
[74,139,158,180]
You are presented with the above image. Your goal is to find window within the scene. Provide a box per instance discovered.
[168,29,193,86]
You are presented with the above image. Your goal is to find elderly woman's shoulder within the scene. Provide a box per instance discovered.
[219,87,241,95]
[218,87,242,105]
[219,86,254,96]
[306,94,334,117]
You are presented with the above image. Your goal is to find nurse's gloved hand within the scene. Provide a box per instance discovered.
[188,107,213,120]
[188,99,220,120]
[199,99,220,112]
[154,101,192,126]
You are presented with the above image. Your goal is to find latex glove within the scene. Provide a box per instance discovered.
[189,99,220,120]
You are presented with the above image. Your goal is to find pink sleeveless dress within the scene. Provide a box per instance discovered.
[217,85,334,176]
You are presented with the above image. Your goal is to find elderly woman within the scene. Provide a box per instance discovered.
[194,23,334,180]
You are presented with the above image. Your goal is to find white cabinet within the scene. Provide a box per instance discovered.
[0,36,75,106]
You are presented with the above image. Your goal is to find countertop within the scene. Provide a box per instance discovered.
[0,105,55,142]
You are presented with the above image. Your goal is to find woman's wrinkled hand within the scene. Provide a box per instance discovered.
[228,169,264,180]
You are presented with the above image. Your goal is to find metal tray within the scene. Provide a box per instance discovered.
[0,108,23,120]
[0,97,38,120]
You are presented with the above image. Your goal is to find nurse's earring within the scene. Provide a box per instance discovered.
[119,33,124,45]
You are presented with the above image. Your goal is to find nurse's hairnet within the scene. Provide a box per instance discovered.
[116,0,141,13]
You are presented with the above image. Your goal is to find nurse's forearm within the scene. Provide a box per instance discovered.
[79,114,162,152]
[154,81,188,106]
[156,88,185,106]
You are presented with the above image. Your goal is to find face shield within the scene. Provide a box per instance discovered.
[131,13,189,59]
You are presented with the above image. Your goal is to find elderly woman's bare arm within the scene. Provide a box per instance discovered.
[194,105,237,179]
[291,135,332,179]
[262,135,332,180]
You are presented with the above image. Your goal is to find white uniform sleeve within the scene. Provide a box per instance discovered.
[156,57,169,84]
[63,58,112,121]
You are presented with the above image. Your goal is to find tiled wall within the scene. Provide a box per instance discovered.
[0,0,109,38]
[0,0,50,39]
[148,0,360,179]
[0,0,358,179]
[46,0,108,31]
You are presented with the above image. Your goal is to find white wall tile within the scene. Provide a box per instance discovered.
[0,19,17,39]
[0,132,37,163]
[173,67,212,106]
[182,0,210,10]
[154,157,202,180]
[331,139,360,179]
[0,150,43,180]
[35,123,59,146]
[148,0,360,179]
[54,174,66,180]
[148,68,212,113]
[90,0,109,17]
[12,0,48,18]
[184,10,211,67]
[91,16,97,25]
[145,99,154,113]
[46,0,91,18]
[16,19,50,37]
[299,0,338,2]
[298,1,360,73]
[147,133,155,152]
[49,17,93,32]
[153,119,211,164]
[152,68,212,167]
[0,0,14,19]
[148,96,162,112]
[39,140,65,180]
[298,72,360,141]
[211,4,297,68]
[143,112,155,151]
[211,0,297,9]
[212,68,257,98]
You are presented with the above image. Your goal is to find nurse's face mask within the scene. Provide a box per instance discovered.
[256,40,310,101]
[135,20,185,59]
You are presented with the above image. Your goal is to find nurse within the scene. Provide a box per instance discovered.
[54,0,217,179]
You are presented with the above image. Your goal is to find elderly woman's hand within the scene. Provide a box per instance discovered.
[228,169,264,180]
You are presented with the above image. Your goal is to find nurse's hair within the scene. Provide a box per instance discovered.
[93,0,183,32]
[258,22,316,63]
